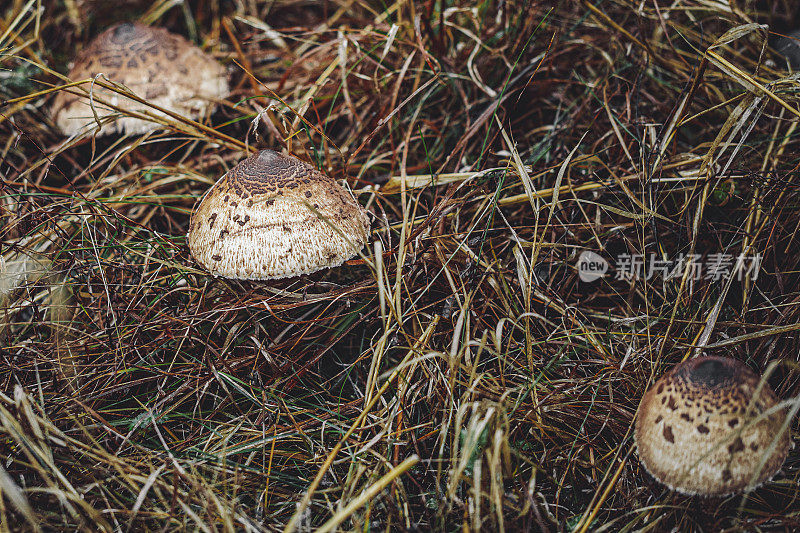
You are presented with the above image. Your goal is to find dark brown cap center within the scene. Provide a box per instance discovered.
[679,357,736,388]
[110,23,138,43]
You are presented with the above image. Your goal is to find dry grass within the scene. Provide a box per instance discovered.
[2,0,800,531]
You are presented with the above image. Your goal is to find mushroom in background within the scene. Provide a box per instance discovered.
[187,150,370,280]
[53,22,229,136]
[635,356,791,496]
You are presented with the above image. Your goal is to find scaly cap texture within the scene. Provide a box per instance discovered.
[635,356,791,496]
[187,150,370,280]
[53,22,228,136]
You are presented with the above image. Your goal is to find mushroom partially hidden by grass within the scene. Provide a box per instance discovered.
[53,22,228,136]
[635,356,791,497]
[187,149,370,280]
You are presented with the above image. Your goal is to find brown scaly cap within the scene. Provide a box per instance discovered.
[53,22,228,136]
[635,356,791,496]
[187,150,370,280]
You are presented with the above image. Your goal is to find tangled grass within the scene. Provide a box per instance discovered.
[2,0,800,531]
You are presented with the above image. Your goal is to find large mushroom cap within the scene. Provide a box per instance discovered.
[635,356,791,496]
[53,22,228,136]
[187,150,370,280]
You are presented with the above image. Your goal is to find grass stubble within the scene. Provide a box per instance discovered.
[1,0,800,531]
